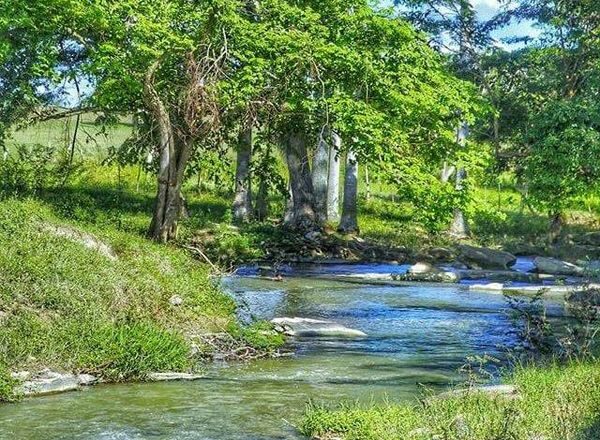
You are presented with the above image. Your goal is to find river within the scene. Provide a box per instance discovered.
[0,262,564,439]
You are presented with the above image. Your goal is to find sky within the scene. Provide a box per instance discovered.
[468,0,541,49]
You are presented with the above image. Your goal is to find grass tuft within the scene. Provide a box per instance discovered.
[300,361,600,440]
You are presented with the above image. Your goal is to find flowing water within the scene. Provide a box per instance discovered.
[0,263,564,440]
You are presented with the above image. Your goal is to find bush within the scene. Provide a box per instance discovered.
[0,362,18,403]
[0,144,81,197]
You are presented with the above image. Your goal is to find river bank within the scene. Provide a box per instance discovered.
[301,361,600,440]
[0,198,284,402]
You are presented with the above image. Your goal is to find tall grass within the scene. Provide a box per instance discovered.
[301,361,600,440]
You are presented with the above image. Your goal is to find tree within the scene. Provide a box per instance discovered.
[327,132,342,222]
[232,128,253,224]
[338,150,359,233]
[499,0,600,239]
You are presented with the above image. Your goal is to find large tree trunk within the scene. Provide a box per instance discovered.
[144,63,191,242]
[232,128,253,224]
[549,211,563,244]
[326,131,341,222]
[255,178,268,221]
[449,166,470,238]
[448,122,470,238]
[312,129,329,224]
[283,131,318,231]
[338,150,359,234]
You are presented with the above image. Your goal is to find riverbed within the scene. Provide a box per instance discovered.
[0,263,564,439]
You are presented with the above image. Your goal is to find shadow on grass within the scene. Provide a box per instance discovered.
[577,416,600,440]
[32,184,232,236]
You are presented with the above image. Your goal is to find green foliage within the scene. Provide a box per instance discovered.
[0,362,18,403]
[0,144,81,197]
[301,361,600,440]
[525,99,600,214]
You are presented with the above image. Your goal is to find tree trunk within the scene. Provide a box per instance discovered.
[441,161,456,183]
[365,164,371,202]
[284,131,318,231]
[326,131,341,222]
[338,150,359,234]
[449,167,470,238]
[145,62,191,242]
[283,183,294,225]
[549,212,563,244]
[312,129,329,224]
[255,178,268,221]
[448,122,470,238]
[232,128,253,224]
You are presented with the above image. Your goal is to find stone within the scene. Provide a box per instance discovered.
[440,384,519,399]
[271,317,367,338]
[147,372,204,381]
[577,260,600,274]
[77,374,98,386]
[304,230,322,241]
[10,371,31,381]
[469,282,505,292]
[428,247,455,261]
[458,269,541,283]
[503,285,581,296]
[533,257,583,276]
[578,231,600,246]
[41,224,117,260]
[397,271,459,283]
[457,245,517,270]
[18,371,80,396]
[408,262,438,274]
[169,295,183,306]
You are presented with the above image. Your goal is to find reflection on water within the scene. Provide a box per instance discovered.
[0,265,563,440]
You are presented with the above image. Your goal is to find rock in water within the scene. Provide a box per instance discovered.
[397,262,459,283]
[468,282,505,292]
[18,370,80,396]
[457,245,517,270]
[271,317,366,338]
[533,257,583,276]
[408,262,437,274]
[147,372,204,381]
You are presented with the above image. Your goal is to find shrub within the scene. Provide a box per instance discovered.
[0,362,17,403]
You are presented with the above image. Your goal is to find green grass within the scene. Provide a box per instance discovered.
[0,194,284,401]
[300,361,600,440]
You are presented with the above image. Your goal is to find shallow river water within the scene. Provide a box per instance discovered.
[0,263,563,440]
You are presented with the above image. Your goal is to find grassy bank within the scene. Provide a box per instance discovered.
[0,196,283,402]
[301,361,600,440]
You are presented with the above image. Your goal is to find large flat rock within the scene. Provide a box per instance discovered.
[469,283,599,296]
[271,317,367,338]
[18,371,82,396]
[533,257,583,276]
[457,245,517,270]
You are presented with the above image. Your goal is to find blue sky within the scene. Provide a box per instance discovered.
[378,0,541,49]
[472,0,540,48]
